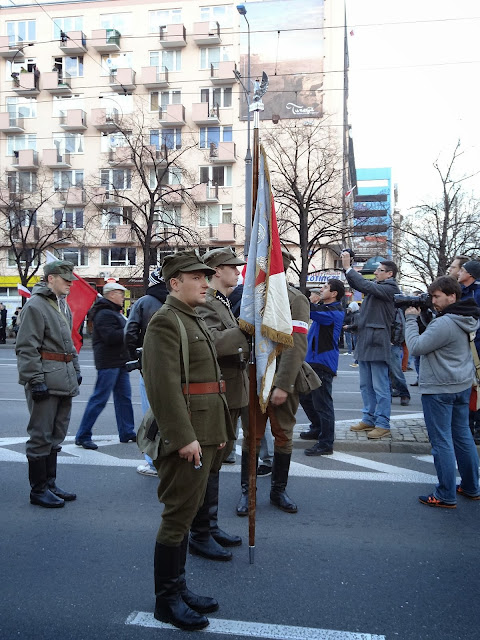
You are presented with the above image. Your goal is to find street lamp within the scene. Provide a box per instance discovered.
[236,4,252,256]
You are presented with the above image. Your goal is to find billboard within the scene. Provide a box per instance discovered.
[238,0,324,121]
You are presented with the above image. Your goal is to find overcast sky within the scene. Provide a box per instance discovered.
[346,0,480,212]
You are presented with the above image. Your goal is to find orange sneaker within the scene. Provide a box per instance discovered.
[419,494,456,508]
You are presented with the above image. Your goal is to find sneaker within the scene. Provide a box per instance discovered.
[350,363,359,368]
[304,444,333,456]
[256,464,272,477]
[120,434,136,443]
[350,421,375,432]
[400,397,410,406]
[342,352,352,356]
[223,455,236,464]
[410,381,419,387]
[136,463,157,477]
[419,493,456,508]
[367,427,391,439]
[456,485,480,500]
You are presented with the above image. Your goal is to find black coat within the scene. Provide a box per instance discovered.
[91,297,129,370]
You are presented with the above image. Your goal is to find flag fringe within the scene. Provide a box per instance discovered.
[239,318,254,336]
[261,325,294,347]
[258,346,282,413]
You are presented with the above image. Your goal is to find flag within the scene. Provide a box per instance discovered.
[350,29,355,36]
[17,284,31,299]
[239,145,293,412]
[345,185,356,199]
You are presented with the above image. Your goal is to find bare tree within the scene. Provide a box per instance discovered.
[392,141,480,287]
[262,121,344,292]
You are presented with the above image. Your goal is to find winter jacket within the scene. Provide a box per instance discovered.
[306,301,345,375]
[461,280,480,353]
[16,282,80,396]
[344,268,400,361]
[124,282,168,358]
[391,308,406,346]
[405,298,480,395]
[91,297,129,370]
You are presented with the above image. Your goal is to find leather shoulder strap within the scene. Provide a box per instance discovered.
[165,306,191,415]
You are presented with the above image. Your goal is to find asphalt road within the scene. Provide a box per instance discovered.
[0,347,478,640]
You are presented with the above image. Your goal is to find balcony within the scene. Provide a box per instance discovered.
[59,31,87,54]
[0,36,25,60]
[57,187,86,206]
[59,109,87,131]
[56,229,73,243]
[109,68,136,92]
[11,149,39,170]
[108,147,134,166]
[158,104,185,127]
[91,108,121,132]
[0,113,25,133]
[42,71,72,95]
[43,149,72,168]
[209,223,235,242]
[143,145,168,165]
[159,24,187,48]
[108,225,134,243]
[141,66,169,89]
[193,21,221,45]
[192,183,219,203]
[93,187,121,207]
[209,141,236,164]
[11,72,40,96]
[161,188,183,204]
[192,102,220,125]
[210,61,237,85]
[91,29,121,52]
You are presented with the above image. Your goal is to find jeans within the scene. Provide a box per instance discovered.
[345,332,356,354]
[390,344,410,399]
[299,368,335,449]
[76,367,135,442]
[421,389,480,503]
[359,360,391,430]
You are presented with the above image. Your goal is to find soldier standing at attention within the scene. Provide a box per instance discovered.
[16,261,81,508]
[142,250,235,631]
[188,247,248,561]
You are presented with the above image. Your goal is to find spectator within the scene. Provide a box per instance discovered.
[405,276,480,507]
[447,255,470,279]
[390,308,410,406]
[343,301,359,360]
[0,303,7,343]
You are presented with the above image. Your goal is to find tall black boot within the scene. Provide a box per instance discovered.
[154,541,209,630]
[189,475,232,561]
[270,452,297,513]
[235,451,257,517]
[208,471,242,547]
[46,449,76,501]
[178,535,218,614]
[28,457,64,508]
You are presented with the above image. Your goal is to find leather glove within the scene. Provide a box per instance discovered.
[76,373,82,386]
[31,383,50,402]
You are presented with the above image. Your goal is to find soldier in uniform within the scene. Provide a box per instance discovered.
[16,261,81,508]
[188,247,248,561]
[142,250,235,631]
[236,249,309,515]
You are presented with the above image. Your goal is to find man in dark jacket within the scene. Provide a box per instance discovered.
[0,303,7,343]
[75,281,136,449]
[299,279,345,455]
[342,253,400,439]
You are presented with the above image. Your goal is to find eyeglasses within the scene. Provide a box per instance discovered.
[375,268,387,272]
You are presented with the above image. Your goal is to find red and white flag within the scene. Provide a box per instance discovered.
[239,145,293,412]
[17,284,31,299]
[345,185,356,199]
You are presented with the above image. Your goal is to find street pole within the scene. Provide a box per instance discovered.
[237,5,252,256]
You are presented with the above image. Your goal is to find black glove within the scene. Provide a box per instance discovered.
[31,383,50,402]
[76,373,82,386]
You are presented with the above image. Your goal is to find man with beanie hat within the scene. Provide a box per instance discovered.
[16,260,81,507]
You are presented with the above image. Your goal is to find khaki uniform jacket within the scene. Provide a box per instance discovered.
[273,286,309,394]
[196,289,249,410]
[142,295,234,458]
[16,282,80,396]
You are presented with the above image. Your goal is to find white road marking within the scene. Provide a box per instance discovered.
[126,612,385,639]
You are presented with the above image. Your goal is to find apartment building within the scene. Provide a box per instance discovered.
[0,0,347,305]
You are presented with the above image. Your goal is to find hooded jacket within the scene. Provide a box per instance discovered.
[124,281,168,358]
[91,296,129,370]
[461,280,480,352]
[405,298,480,394]
[306,301,345,375]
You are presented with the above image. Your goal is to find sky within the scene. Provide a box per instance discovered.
[345,0,480,213]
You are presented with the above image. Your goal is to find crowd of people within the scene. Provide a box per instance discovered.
[12,248,480,631]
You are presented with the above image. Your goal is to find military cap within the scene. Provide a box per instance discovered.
[162,250,216,282]
[203,247,246,269]
[281,248,295,271]
[43,260,77,282]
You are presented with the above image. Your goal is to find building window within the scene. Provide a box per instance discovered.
[199,126,232,149]
[200,5,232,27]
[199,165,232,187]
[150,90,181,112]
[100,131,131,152]
[53,132,84,154]
[150,167,182,189]
[198,204,232,227]
[149,49,181,72]
[100,13,132,35]
[7,20,36,45]
[10,172,37,193]
[154,206,181,227]
[101,247,136,266]
[53,247,88,266]
[52,94,84,116]
[100,169,131,190]
[53,17,83,39]
[8,248,40,268]
[6,97,37,119]
[200,46,231,70]
[200,87,232,108]
[99,93,134,115]
[53,56,84,78]
[101,208,131,228]
[53,208,84,229]
[6,134,36,156]
[53,170,84,191]
[149,9,182,31]
[150,128,181,150]
[101,52,133,75]
[6,57,36,79]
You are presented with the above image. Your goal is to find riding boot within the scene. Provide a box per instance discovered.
[46,449,76,501]
[189,475,232,561]
[154,541,209,631]
[178,535,219,614]
[208,471,242,547]
[28,457,64,508]
[235,451,258,517]
[270,452,297,513]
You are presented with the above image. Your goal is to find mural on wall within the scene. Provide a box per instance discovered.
[238,0,324,120]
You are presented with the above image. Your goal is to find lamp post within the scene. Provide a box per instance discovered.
[236,4,252,256]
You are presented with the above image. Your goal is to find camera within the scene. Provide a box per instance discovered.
[394,293,431,311]
[125,347,143,372]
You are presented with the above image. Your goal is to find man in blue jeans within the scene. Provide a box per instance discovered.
[299,279,345,455]
[75,281,136,449]
[405,276,480,507]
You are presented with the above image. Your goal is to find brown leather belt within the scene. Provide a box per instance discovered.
[182,380,226,395]
[40,350,74,363]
